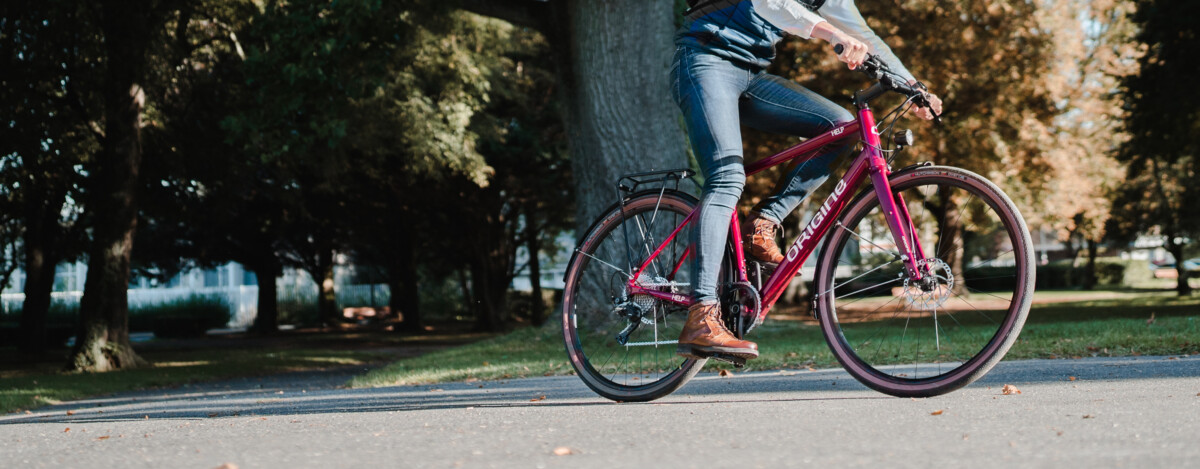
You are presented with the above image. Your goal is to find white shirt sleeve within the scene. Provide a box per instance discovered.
[751,0,828,40]
[817,0,916,82]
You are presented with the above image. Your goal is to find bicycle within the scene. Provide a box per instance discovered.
[561,49,1035,402]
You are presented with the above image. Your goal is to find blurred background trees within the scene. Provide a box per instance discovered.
[2,0,1198,372]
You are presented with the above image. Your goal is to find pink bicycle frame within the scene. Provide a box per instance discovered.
[625,106,928,324]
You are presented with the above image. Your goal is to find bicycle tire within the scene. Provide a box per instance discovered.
[562,190,705,402]
[813,166,1035,397]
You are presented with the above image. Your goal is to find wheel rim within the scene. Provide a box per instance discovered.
[564,195,700,395]
[819,173,1031,389]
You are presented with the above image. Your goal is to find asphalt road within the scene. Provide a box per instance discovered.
[1,356,1197,469]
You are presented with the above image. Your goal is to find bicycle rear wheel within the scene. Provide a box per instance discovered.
[562,191,704,402]
[813,166,1034,397]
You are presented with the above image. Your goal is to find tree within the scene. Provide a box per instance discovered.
[1111,0,1200,295]
[1,0,97,353]
[738,0,1074,296]
[456,0,688,233]
[1034,0,1137,289]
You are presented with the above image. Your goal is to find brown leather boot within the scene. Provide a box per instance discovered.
[742,212,785,264]
[677,302,759,359]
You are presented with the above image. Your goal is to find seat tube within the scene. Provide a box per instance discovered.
[859,108,924,280]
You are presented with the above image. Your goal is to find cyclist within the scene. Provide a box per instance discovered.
[672,0,944,360]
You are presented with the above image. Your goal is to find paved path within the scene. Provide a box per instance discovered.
[1,356,1198,468]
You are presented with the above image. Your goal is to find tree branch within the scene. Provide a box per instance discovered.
[458,0,550,31]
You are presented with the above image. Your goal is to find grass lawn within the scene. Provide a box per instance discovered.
[349,290,1200,388]
[0,329,491,414]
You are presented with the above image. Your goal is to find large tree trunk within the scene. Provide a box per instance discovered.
[455,2,687,231]
[18,192,66,352]
[933,191,966,296]
[251,262,280,334]
[552,0,689,231]
[1082,237,1099,291]
[68,2,153,371]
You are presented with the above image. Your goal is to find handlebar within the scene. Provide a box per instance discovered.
[833,44,941,124]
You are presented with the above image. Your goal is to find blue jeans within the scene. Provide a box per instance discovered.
[670,46,854,303]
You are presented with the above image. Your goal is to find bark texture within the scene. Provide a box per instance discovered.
[18,190,66,352]
[68,1,153,371]
[251,263,280,334]
[555,0,690,231]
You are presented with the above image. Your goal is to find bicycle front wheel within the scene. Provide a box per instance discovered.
[562,191,704,402]
[813,166,1035,397]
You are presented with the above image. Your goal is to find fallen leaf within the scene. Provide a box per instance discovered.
[207,413,219,418]
[429,389,444,392]
[143,415,149,420]
[66,410,75,416]
[552,447,573,456]
[718,369,732,377]
[1168,357,1177,360]
[962,434,969,440]
[482,361,490,366]
[530,395,546,402]
[96,436,110,441]
[930,410,944,416]
[806,366,817,371]
[214,464,239,469]
[1001,384,1021,395]
[63,428,69,433]
[1146,313,1155,325]
[1068,376,1076,381]
[1082,414,1094,419]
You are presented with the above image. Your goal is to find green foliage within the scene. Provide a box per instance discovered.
[140,296,233,338]
[1110,0,1200,294]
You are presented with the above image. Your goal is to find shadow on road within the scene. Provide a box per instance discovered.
[2,355,1195,426]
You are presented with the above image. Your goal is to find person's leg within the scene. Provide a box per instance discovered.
[740,73,855,225]
[670,47,758,359]
[671,47,750,304]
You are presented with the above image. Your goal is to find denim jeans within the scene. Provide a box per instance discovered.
[670,46,854,303]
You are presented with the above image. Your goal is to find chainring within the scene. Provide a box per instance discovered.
[721,281,762,338]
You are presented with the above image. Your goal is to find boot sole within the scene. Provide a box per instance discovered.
[676,344,759,360]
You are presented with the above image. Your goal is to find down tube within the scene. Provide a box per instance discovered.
[756,156,872,317]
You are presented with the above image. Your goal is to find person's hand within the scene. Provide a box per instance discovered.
[832,33,868,70]
[913,90,943,121]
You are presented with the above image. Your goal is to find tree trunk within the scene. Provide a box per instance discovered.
[1167,240,1191,296]
[315,247,338,328]
[18,192,66,353]
[525,205,545,326]
[552,0,689,231]
[934,191,966,295]
[251,263,280,334]
[68,2,153,371]
[390,228,422,333]
[470,260,507,331]
[1082,238,1099,291]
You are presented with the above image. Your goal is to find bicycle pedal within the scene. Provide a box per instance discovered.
[707,353,746,368]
